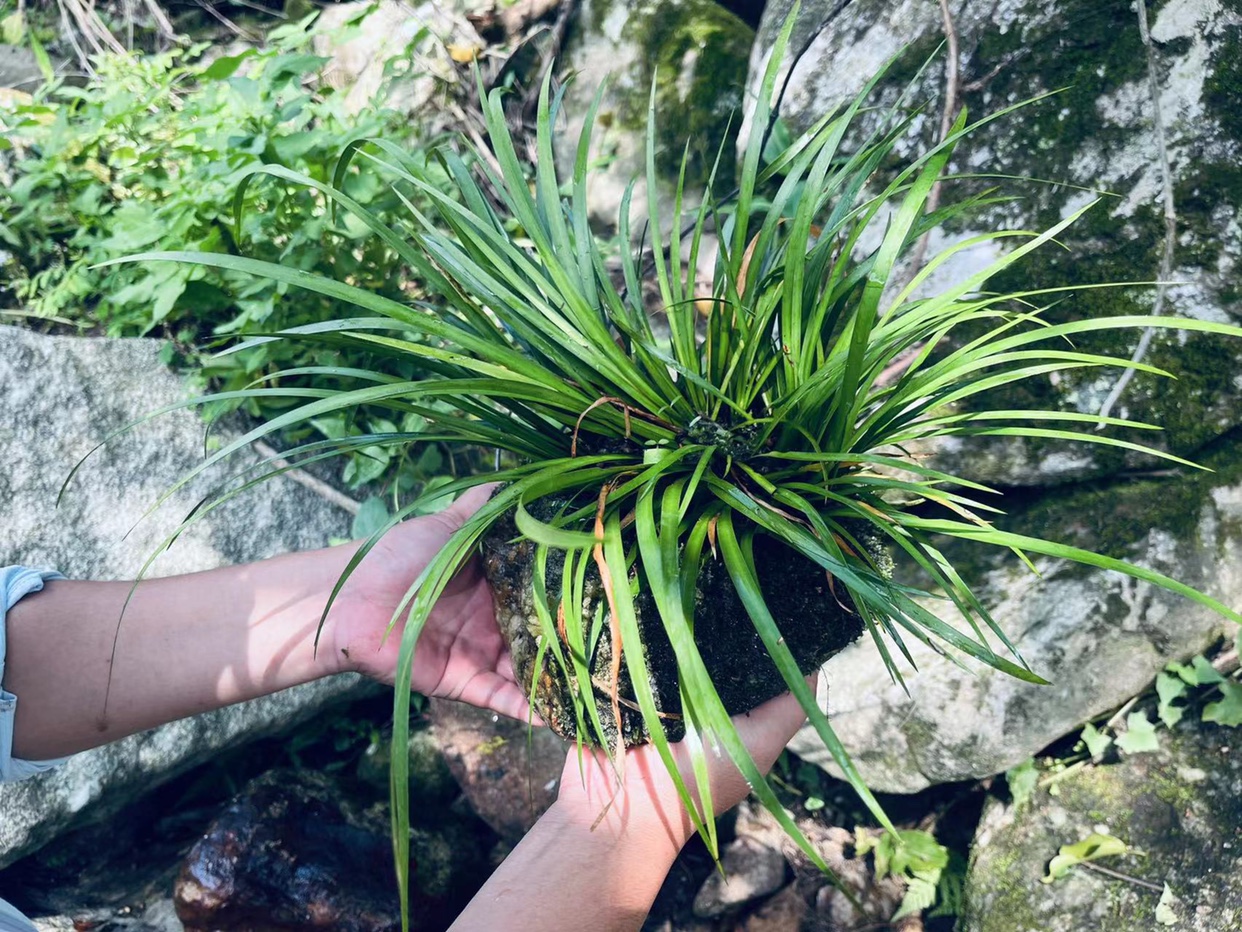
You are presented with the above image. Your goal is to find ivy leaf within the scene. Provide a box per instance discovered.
[1168,655,1223,686]
[351,495,389,539]
[1080,722,1113,759]
[1006,758,1039,810]
[1155,883,1180,926]
[1115,711,1160,755]
[1042,832,1129,883]
[1203,680,1242,727]
[1156,672,1188,729]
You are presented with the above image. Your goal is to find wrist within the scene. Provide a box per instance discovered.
[554,758,694,860]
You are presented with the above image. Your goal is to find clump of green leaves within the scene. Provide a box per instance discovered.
[102,9,1242,926]
[1,13,459,497]
[855,826,957,920]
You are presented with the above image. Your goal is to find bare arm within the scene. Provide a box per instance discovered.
[3,487,525,761]
[4,547,357,760]
[449,685,811,932]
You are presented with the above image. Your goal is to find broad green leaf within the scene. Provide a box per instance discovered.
[1006,758,1039,810]
[1115,711,1160,754]
[1156,672,1188,728]
[1203,680,1242,727]
[1080,722,1113,759]
[1168,655,1224,687]
[1155,883,1180,926]
[351,496,390,539]
[1042,832,1129,883]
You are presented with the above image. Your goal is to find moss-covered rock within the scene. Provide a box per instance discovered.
[788,425,1242,793]
[961,721,1242,931]
[557,0,755,232]
[750,0,1242,486]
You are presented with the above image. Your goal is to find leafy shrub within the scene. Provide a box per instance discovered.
[0,14,459,500]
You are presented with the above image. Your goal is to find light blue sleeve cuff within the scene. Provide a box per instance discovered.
[1,565,70,782]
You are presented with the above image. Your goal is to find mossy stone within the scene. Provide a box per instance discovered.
[961,721,1242,931]
[750,0,1242,486]
[557,0,754,229]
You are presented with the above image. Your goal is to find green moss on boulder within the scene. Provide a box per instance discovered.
[961,722,1242,931]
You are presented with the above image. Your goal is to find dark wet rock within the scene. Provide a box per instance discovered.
[748,0,1242,487]
[961,719,1242,932]
[174,769,485,932]
[426,698,567,843]
[355,726,458,810]
[692,836,788,918]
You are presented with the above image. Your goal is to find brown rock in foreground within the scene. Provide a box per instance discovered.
[175,769,485,932]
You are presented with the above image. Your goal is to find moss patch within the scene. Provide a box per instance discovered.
[615,0,754,187]
[963,720,1242,932]
[1203,22,1242,141]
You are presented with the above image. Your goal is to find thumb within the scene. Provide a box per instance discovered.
[446,482,500,522]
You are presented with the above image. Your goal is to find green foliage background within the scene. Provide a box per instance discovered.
[0,15,462,505]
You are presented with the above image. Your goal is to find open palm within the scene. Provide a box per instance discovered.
[327,486,531,722]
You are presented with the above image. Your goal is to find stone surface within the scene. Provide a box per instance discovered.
[356,725,458,807]
[0,44,43,92]
[727,800,906,929]
[748,0,1242,486]
[731,884,807,932]
[427,697,568,842]
[0,327,364,867]
[557,0,754,233]
[792,426,1242,793]
[693,836,788,918]
[175,769,485,932]
[961,720,1242,931]
[313,0,485,119]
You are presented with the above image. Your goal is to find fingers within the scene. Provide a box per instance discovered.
[448,482,501,520]
[729,674,816,774]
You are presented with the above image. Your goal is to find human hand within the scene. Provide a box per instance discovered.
[324,484,530,721]
[554,679,814,854]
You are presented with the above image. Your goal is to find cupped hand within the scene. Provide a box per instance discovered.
[555,678,815,853]
[325,484,531,721]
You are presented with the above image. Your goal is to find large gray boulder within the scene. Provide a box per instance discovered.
[792,427,1242,793]
[0,327,368,868]
[961,720,1242,931]
[748,0,1242,486]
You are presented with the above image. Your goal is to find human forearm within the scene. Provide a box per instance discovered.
[3,545,357,760]
[448,796,685,932]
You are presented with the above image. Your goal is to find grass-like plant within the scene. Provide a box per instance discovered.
[106,12,1242,924]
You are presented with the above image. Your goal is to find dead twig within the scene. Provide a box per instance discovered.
[253,440,362,516]
[1079,860,1165,892]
